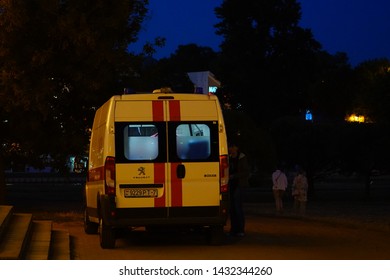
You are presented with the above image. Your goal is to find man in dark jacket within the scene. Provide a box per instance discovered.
[228,143,250,237]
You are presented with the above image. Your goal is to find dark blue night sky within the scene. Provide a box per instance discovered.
[128,0,390,66]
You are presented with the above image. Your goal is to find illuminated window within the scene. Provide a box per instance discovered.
[208,86,218,94]
[305,110,313,121]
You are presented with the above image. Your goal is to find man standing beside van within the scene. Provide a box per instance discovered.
[228,143,250,237]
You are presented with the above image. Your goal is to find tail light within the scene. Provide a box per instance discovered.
[104,156,116,195]
[220,155,229,193]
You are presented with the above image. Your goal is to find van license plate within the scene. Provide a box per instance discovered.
[124,188,158,198]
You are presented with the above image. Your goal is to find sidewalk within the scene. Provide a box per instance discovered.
[244,199,390,232]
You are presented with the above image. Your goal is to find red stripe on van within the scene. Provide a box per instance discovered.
[169,100,181,121]
[152,101,164,121]
[154,163,166,207]
[170,162,183,207]
[168,101,182,206]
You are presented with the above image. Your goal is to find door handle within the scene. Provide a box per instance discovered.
[177,164,186,179]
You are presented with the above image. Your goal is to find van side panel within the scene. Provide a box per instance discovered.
[85,97,116,211]
[89,97,116,171]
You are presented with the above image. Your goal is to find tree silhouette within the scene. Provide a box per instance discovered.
[0,0,149,172]
[347,58,390,124]
[134,44,218,92]
[214,0,323,125]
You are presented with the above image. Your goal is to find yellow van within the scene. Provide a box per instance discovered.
[84,88,230,248]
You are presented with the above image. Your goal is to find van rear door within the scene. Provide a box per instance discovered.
[114,98,223,223]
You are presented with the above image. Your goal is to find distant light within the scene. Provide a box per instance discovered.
[209,86,217,94]
[347,114,365,123]
[305,110,313,121]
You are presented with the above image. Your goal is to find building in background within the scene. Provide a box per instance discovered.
[187,71,221,94]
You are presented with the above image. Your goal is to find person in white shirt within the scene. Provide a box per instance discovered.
[272,166,288,213]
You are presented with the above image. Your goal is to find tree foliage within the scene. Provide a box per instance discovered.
[2,0,390,181]
[0,0,149,170]
[347,58,390,124]
[214,0,323,124]
[307,51,353,123]
[132,44,219,92]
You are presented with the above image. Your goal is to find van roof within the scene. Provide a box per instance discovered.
[116,90,220,101]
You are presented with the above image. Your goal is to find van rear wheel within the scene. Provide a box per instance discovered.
[99,218,115,249]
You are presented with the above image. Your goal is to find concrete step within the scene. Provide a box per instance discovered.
[0,205,14,241]
[24,220,52,260]
[0,205,71,260]
[49,230,71,260]
[0,212,33,259]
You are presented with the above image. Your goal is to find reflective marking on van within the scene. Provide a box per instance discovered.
[154,163,166,207]
[169,100,181,121]
[152,100,164,121]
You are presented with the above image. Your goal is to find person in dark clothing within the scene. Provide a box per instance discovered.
[228,143,250,237]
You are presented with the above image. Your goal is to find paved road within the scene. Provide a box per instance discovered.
[3,178,390,260]
[53,206,390,260]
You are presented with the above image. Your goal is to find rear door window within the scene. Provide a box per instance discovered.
[125,124,159,160]
[115,122,166,163]
[115,121,219,163]
[169,121,219,162]
[176,124,211,160]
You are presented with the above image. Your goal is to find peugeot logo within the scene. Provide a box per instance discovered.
[138,167,146,176]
